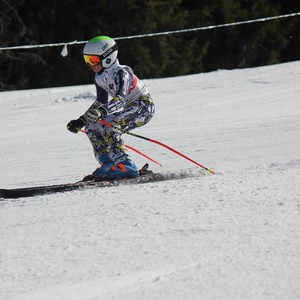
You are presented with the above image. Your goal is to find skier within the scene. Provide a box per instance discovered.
[67,36,155,179]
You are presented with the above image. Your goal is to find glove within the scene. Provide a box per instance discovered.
[67,116,86,133]
[84,108,103,123]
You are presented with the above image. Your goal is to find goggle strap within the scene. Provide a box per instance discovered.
[100,43,118,60]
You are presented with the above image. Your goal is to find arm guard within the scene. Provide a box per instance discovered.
[99,68,132,116]
[88,68,133,118]
[95,81,109,104]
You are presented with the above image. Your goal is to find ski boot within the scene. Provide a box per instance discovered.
[82,153,115,181]
[106,158,139,179]
[93,153,116,177]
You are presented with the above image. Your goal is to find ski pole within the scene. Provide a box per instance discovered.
[99,119,215,174]
[80,129,162,166]
[125,144,162,166]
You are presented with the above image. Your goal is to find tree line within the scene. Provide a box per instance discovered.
[0,0,299,91]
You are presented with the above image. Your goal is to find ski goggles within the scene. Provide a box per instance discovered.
[83,54,101,66]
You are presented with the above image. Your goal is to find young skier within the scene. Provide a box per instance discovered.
[67,36,155,179]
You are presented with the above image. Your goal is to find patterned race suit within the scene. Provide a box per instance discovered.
[85,59,155,164]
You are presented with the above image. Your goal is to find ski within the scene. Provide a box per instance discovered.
[0,165,198,199]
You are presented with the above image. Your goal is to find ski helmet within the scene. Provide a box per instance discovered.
[83,36,118,68]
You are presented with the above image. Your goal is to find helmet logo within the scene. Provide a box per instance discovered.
[102,43,109,51]
[102,47,113,58]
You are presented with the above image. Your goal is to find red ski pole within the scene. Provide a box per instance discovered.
[99,119,215,174]
[125,144,162,166]
[80,129,162,166]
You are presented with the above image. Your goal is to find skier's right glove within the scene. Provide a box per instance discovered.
[84,108,103,123]
[67,116,86,133]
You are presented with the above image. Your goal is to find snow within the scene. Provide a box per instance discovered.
[0,61,300,300]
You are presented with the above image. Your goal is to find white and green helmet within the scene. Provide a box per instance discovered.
[83,36,118,68]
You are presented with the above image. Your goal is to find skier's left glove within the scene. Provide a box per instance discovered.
[67,116,86,133]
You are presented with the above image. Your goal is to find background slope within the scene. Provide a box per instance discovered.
[0,61,299,300]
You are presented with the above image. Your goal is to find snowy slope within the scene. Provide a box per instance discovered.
[0,61,299,300]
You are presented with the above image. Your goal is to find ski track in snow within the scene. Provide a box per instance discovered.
[0,61,300,300]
